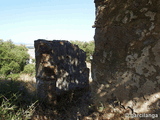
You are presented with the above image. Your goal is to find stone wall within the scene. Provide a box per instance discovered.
[34,39,89,104]
[92,0,160,117]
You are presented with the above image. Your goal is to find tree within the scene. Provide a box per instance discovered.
[70,40,95,62]
[0,40,29,76]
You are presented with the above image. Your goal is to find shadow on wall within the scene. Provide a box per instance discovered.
[35,39,89,95]
[33,39,94,119]
[91,0,160,119]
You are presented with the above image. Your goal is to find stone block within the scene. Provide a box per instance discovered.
[34,39,89,104]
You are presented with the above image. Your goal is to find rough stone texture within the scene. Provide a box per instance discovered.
[34,39,89,104]
[92,0,160,118]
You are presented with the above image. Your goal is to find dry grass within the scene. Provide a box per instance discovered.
[1,72,137,119]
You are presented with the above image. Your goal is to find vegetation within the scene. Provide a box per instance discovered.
[22,64,35,76]
[0,40,30,77]
[0,39,96,119]
[70,40,94,62]
[0,40,37,119]
[0,79,37,120]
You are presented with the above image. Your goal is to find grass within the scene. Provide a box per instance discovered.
[0,78,37,120]
[0,76,95,120]
[0,94,37,120]
[0,73,100,120]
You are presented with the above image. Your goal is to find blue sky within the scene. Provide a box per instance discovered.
[0,0,95,44]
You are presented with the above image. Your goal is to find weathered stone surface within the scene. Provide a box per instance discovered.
[92,0,160,117]
[34,39,89,104]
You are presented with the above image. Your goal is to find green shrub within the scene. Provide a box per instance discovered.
[32,59,35,63]
[70,40,95,62]
[22,64,35,75]
[0,40,29,76]
[6,74,20,80]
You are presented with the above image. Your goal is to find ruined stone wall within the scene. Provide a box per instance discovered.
[34,40,89,104]
[92,0,160,116]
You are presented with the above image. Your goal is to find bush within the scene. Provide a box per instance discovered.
[0,39,29,76]
[6,74,20,80]
[22,64,35,75]
[70,40,95,62]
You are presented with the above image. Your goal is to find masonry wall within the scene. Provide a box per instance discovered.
[92,0,160,117]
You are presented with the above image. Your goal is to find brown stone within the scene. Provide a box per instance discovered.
[92,0,160,117]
